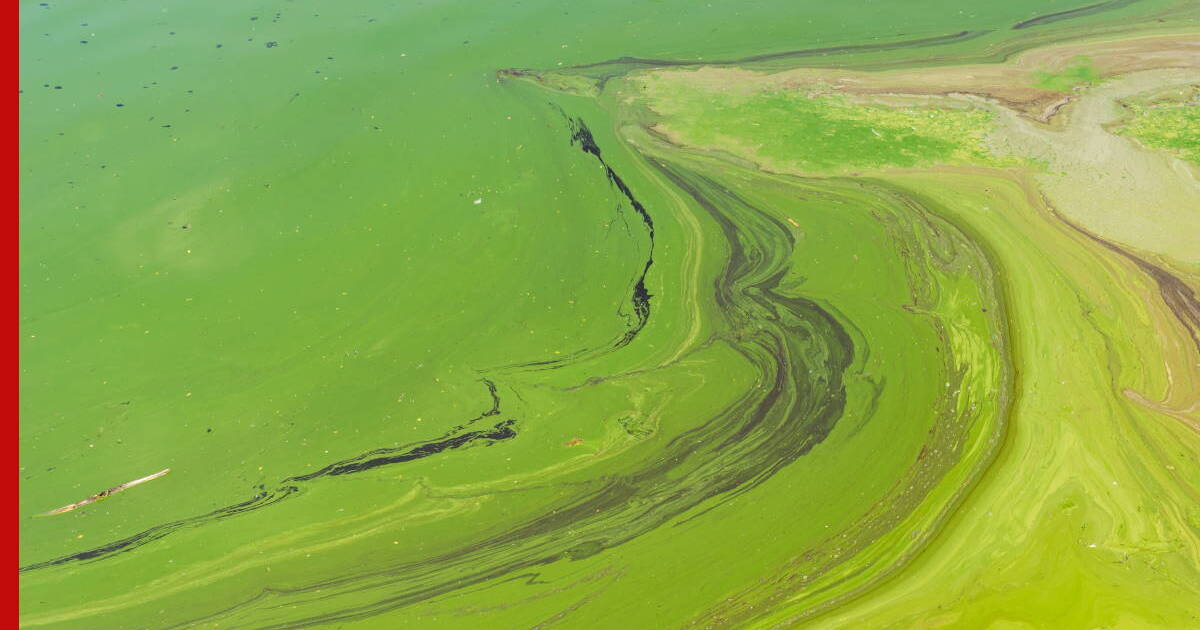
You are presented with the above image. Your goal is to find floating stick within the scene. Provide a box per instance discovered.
[40,469,171,516]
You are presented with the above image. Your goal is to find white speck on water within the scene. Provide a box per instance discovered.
[473,198,482,205]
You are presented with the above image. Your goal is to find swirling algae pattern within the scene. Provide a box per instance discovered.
[18,0,1200,628]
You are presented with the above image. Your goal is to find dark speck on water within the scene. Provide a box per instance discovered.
[53,85,62,89]
[250,16,259,21]
[171,65,179,70]
[80,40,88,44]
[216,43,223,48]
[265,41,278,48]
[115,103,124,107]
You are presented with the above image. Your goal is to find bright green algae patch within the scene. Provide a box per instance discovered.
[1116,86,1200,163]
[641,77,997,173]
[1033,58,1101,91]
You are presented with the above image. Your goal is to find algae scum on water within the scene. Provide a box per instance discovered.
[19,0,1200,628]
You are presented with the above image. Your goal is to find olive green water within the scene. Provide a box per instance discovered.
[19,1,1200,629]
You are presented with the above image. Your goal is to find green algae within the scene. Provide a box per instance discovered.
[814,170,1200,630]
[1115,86,1200,163]
[640,80,998,173]
[1033,57,1102,91]
[19,0,1200,629]
[607,40,1200,630]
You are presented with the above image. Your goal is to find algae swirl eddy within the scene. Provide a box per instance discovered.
[18,0,1200,628]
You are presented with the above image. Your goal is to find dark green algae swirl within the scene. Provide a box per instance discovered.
[20,95,1010,629]
[138,105,1009,627]
[143,113,863,629]
[638,147,1012,627]
[19,76,1011,630]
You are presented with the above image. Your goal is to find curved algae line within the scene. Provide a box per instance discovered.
[483,113,659,372]
[1050,207,1200,354]
[20,108,666,576]
[1013,0,1144,30]
[676,173,1018,629]
[507,2,1198,91]
[565,30,990,71]
[1031,190,1200,441]
[20,381,516,573]
[607,116,1013,627]
[133,137,860,630]
[628,143,708,368]
[801,166,1200,628]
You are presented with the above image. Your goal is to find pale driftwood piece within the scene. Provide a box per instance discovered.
[41,468,171,516]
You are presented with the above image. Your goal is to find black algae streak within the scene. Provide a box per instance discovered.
[289,380,513,481]
[498,31,992,93]
[567,118,656,349]
[550,117,658,366]
[1013,0,1141,30]
[20,487,298,573]
[535,30,990,89]
[494,114,656,372]
[290,420,517,479]
[19,380,516,573]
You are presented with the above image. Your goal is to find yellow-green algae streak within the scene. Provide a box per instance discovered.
[18,1,1200,628]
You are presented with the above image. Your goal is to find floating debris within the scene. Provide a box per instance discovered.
[41,468,171,516]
